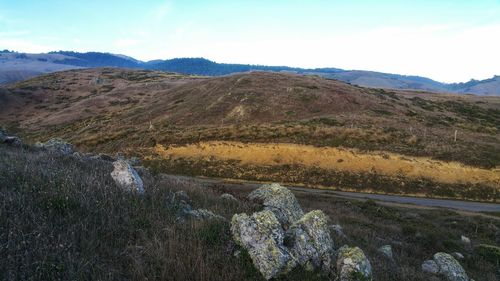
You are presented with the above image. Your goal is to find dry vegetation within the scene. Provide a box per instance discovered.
[1,143,499,281]
[0,68,499,201]
[142,141,499,201]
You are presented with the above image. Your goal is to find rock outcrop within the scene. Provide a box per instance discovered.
[422,252,469,281]
[0,129,22,146]
[377,245,394,260]
[422,259,439,275]
[248,183,304,228]
[36,138,74,154]
[220,193,238,202]
[232,183,372,280]
[185,209,225,221]
[287,210,334,272]
[336,246,373,281]
[110,159,145,194]
[231,210,296,280]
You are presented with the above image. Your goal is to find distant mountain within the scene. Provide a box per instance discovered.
[0,50,498,96]
[48,51,140,68]
[145,57,344,76]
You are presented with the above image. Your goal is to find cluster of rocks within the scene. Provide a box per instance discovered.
[422,252,471,281]
[33,137,148,195]
[0,128,22,146]
[35,138,75,154]
[166,190,226,221]
[231,183,372,280]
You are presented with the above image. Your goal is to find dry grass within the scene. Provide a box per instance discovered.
[1,143,499,280]
[143,141,499,201]
[151,141,500,187]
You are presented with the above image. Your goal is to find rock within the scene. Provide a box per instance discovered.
[422,253,470,281]
[185,209,225,221]
[231,210,296,280]
[330,224,347,239]
[336,245,372,281]
[110,160,145,194]
[287,210,334,273]
[248,183,304,228]
[422,260,439,275]
[174,190,190,202]
[90,153,115,162]
[452,252,464,260]
[432,252,470,281]
[36,138,74,154]
[3,135,22,146]
[0,129,22,146]
[221,193,238,201]
[378,245,394,260]
[460,235,471,245]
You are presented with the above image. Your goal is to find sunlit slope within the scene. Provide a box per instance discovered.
[1,68,499,200]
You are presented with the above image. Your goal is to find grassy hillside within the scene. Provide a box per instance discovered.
[1,143,499,280]
[0,68,499,200]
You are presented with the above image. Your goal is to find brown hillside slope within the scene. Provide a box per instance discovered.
[0,68,499,200]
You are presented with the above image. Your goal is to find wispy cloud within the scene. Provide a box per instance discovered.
[151,1,172,22]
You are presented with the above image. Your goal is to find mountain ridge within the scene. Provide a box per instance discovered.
[1,50,499,96]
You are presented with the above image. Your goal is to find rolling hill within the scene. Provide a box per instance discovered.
[1,50,499,96]
[0,68,498,201]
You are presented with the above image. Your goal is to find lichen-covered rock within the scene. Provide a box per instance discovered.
[185,209,225,221]
[221,193,238,201]
[336,245,372,281]
[287,210,334,273]
[422,259,439,275]
[425,252,469,281]
[36,138,74,154]
[377,245,393,260]
[248,183,304,228]
[110,160,145,194]
[231,210,296,280]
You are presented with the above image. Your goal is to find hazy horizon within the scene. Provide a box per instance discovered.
[1,0,499,83]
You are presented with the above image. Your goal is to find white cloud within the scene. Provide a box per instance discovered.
[0,37,57,53]
[167,23,500,83]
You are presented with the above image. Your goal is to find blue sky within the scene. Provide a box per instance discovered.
[0,0,499,82]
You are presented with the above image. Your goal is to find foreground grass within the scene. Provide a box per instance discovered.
[1,144,499,280]
[0,145,265,281]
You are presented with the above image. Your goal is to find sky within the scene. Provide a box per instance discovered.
[0,0,499,83]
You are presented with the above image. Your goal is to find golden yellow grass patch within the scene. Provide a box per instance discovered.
[152,141,500,188]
